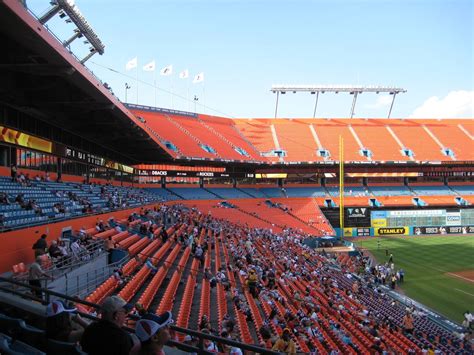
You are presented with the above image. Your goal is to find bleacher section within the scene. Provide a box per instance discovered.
[0,176,161,229]
[68,205,470,354]
[167,188,216,200]
[145,185,473,208]
[131,113,474,164]
[284,186,327,197]
[410,185,454,196]
[369,185,413,196]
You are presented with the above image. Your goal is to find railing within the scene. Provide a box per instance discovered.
[63,257,127,297]
[0,197,161,232]
[0,276,279,355]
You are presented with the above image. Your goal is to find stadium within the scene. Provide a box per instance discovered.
[0,0,472,354]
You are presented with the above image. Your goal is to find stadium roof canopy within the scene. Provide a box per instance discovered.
[271,85,407,119]
[0,0,171,164]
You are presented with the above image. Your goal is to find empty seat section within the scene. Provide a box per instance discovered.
[424,123,474,161]
[272,120,320,162]
[410,185,454,195]
[351,121,409,161]
[285,187,327,197]
[169,188,217,200]
[206,188,250,199]
[390,122,446,161]
[234,119,279,162]
[369,185,411,196]
[199,114,262,160]
[451,185,474,195]
[174,116,252,161]
[135,111,215,158]
[313,121,362,161]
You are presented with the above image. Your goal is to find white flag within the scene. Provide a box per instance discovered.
[143,60,155,72]
[125,57,137,71]
[179,69,189,79]
[193,72,204,83]
[160,65,173,76]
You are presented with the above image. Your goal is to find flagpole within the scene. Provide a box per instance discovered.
[154,67,157,108]
[135,61,139,104]
[187,79,190,112]
[202,84,205,114]
[170,75,174,109]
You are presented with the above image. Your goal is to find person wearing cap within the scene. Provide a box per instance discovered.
[81,295,134,355]
[272,328,296,354]
[135,311,173,355]
[46,300,89,343]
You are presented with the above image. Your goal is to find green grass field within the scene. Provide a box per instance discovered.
[356,235,474,323]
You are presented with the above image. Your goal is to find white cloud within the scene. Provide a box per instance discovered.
[364,95,392,109]
[409,90,474,118]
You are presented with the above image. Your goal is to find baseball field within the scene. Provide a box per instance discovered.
[356,235,474,323]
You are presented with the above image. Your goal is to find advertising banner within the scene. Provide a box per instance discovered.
[347,207,368,218]
[371,211,388,219]
[356,228,371,237]
[0,126,52,153]
[414,226,474,235]
[343,228,353,237]
[445,212,461,226]
[374,227,409,236]
[371,219,387,227]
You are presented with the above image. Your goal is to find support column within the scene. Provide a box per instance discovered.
[9,147,17,167]
[350,92,359,118]
[312,92,320,118]
[387,93,397,118]
[274,92,280,118]
[86,164,90,184]
[57,157,62,182]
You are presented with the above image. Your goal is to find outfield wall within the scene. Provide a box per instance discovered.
[337,225,474,237]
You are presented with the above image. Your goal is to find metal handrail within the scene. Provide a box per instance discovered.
[0,276,279,354]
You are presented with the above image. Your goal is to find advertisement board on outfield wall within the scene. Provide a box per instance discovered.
[340,227,372,237]
[413,226,474,235]
[374,227,410,236]
[371,219,387,227]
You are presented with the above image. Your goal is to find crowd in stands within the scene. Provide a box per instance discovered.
[4,201,473,354]
[0,170,162,229]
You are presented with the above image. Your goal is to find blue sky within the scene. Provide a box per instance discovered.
[28,0,473,118]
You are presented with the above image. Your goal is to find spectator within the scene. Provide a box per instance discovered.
[403,312,414,335]
[199,315,212,332]
[0,192,10,205]
[46,300,89,343]
[272,328,296,354]
[70,239,84,260]
[28,255,53,299]
[48,240,63,259]
[80,296,133,355]
[105,236,115,264]
[11,164,17,182]
[246,268,259,298]
[463,310,473,329]
[32,233,48,257]
[135,311,174,355]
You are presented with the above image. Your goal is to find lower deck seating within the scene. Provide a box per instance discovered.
[77,204,468,353]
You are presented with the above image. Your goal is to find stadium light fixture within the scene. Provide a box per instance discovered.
[40,0,105,63]
[271,84,406,118]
